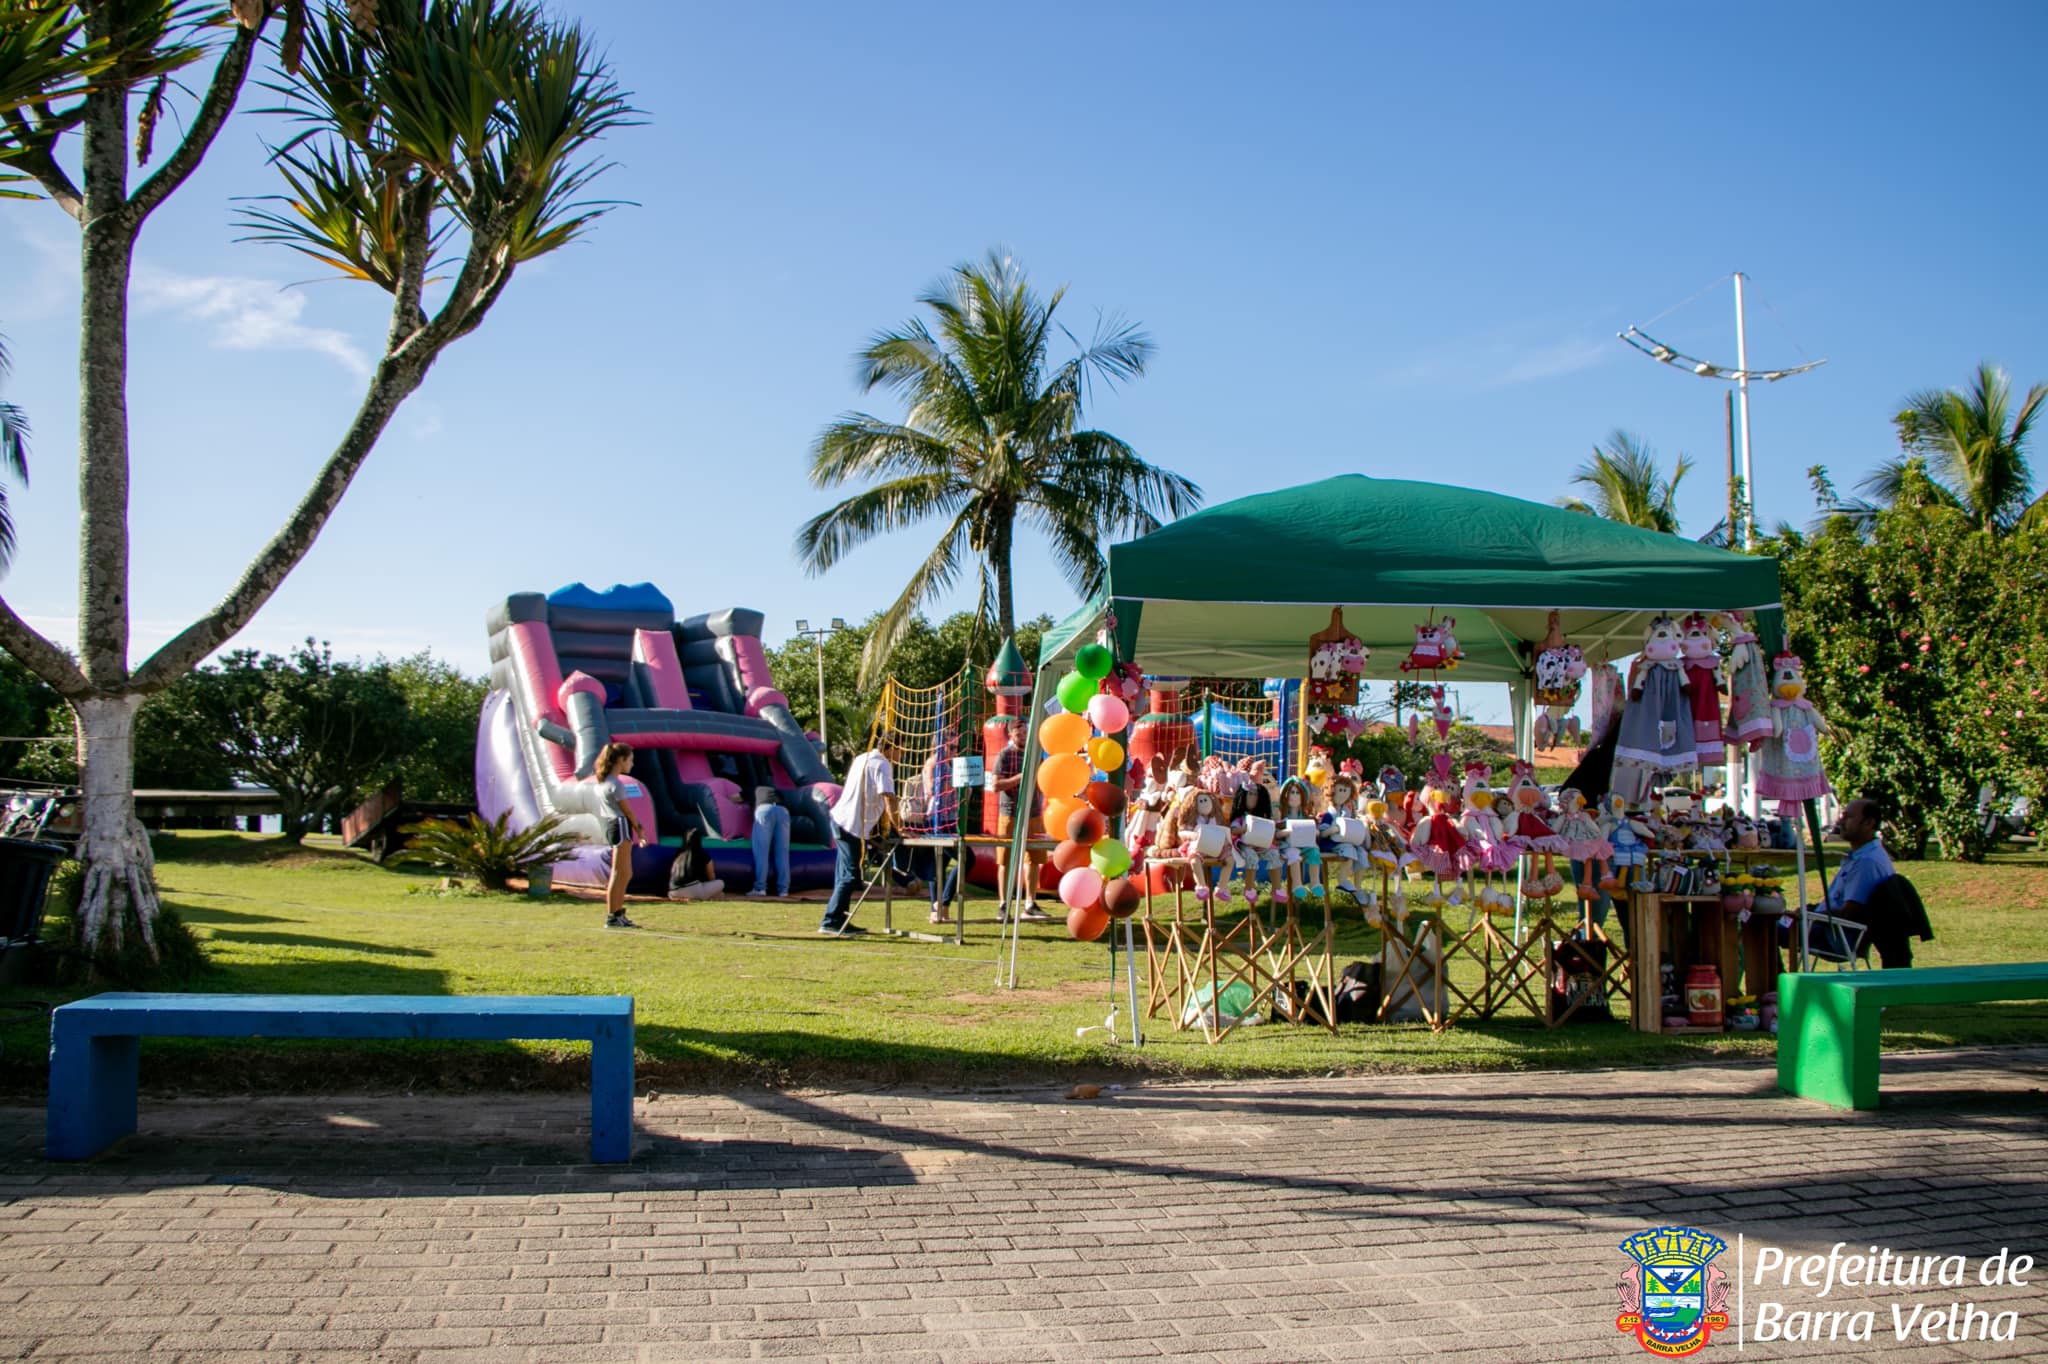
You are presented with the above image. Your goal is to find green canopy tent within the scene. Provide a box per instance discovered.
[1034,473,1783,756]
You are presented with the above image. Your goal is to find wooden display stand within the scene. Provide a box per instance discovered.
[1625,888,1784,1034]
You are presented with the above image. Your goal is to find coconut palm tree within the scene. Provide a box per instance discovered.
[0,335,26,573]
[1858,363,2046,534]
[1556,431,1691,533]
[799,251,1201,686]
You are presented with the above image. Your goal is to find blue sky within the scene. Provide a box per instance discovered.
[3,2,2044,722]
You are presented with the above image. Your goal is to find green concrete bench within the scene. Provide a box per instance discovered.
[48,993,635,1162]
[1777,964,2048,1109]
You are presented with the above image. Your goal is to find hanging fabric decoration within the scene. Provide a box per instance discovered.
[1306,607,1366,707]
[1400,614,1462,674]
[1757,652,1833,805]
[1531,610,1587,748]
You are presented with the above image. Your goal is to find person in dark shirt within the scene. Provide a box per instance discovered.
[991,716,1048,922]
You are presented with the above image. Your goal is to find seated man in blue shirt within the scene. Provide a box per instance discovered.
[1819,797,1915,967]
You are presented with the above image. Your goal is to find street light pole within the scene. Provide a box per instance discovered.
[1734,272,1755,548]
[793,618,846,754]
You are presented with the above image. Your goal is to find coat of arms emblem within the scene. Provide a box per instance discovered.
[1615,1226,1731,1356]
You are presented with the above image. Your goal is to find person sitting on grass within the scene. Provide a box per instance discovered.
[819,736,899,936]
[668,825,726,902]
[595,742,651,929]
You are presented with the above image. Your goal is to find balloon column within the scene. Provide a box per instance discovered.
[1037,643,1139,942]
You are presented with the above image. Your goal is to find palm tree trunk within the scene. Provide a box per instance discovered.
[991,514,1016,638]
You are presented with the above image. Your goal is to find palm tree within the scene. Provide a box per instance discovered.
[0,335,26,573]
[799,250,1201,685]
[1859,363,2046,534]
[1556,431,1691,533]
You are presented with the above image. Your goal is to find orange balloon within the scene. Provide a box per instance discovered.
[1051,839,1093,874]
[1067,903,1110,942]
[1043,797,1086,837]
[1038,712,1091,756]
[1086,736,1126,772]
[1036,752,1090,800]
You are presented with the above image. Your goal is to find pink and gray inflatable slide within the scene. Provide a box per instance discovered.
[478,583,842,893]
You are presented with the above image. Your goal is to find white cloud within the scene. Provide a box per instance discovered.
[1378,326,1613,392]
[0,221,79,321]
[132,265,371,377]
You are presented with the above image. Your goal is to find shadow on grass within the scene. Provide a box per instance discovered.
[201,928,435,958]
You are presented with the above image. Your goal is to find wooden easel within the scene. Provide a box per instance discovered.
[1261,888,1338,1032]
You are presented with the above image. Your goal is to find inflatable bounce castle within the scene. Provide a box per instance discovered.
[476,584,841,893]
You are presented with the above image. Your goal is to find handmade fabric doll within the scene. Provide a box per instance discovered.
[1589,657,1626,739]
[1613,614,1697,804]
[1401,617,1460,674]
[1719,609,1775,750]
[1230,764,1283,907]
[1532,611,1588,749]
[1680,612,1724,749]
[1275,776,1324,901]
[1363,795,1412,878]
[1127,754,1171,852]
[1407,756,1468,881]
[1757,652,1832,804]
[1599,793,1653,891]
[1456,762,1516,874]
[1501,760,1567,897]
[1164,786,1236,903]
[1318,773,1367,899]
[1553,788,1613,902]
[1303,747,1334,793]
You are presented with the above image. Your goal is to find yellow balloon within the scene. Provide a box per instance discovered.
[1036,752,1090,800]
[1087,737,1126,773]
[1038,712,1091,755]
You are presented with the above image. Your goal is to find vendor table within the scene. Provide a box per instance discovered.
[878,833,968,946]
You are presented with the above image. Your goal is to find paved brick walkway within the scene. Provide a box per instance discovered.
[1,1047,2045,1363]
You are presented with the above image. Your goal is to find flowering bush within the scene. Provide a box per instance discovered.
[1775,482,2048,859]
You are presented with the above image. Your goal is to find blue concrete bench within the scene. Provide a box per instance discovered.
[47,993,635,1163]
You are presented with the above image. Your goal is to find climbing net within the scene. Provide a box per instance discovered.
[868,667,985,837]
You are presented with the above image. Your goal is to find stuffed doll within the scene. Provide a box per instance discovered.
[1680,612,1724,749]
[1230,764,1284,907]
[1758,651,1833,804]
[1163,786,1236,903]
[1599,793,1654,891]
[1401,617,1461,674]
[1303,747,1334,793]
[1275,776,1325,902]
[1363,795,1412,878]
[1532,612,1588,749]
[1129,755,1173,852]
[1613,614,1697,804]
[1718,610,1775,749]
[1503,760,1567,897]
[1456,761,1516,871]
[1407,756,1468,884]
[1553,788,1613,902]
[1589,657,1626,739]
[1318,773,1367,900]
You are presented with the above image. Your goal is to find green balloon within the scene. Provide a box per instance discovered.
[1090,836,1132,879]
[1056,671,1095,714]
[1074,643,1114,680]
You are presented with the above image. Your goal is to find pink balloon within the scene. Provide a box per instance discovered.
[1058,866,1105,912]
[1085,694,1130,734]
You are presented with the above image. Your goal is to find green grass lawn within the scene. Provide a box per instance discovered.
[2,833,2045,1094]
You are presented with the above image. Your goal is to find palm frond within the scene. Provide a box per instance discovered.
[808,415,962,489]
[794,473,967,576]
[855,507,977,691]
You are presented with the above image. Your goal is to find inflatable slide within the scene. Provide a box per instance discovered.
[476,584,842,893]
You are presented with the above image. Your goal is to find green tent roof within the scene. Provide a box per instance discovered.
[1040,474,1782,682]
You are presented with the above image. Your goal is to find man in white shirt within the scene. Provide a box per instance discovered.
[820,738,899,935]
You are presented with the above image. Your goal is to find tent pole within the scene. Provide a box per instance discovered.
[1509,677,1534,764]
[1000,663,1057,989]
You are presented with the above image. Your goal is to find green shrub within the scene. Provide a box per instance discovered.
[395,811,583,891]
